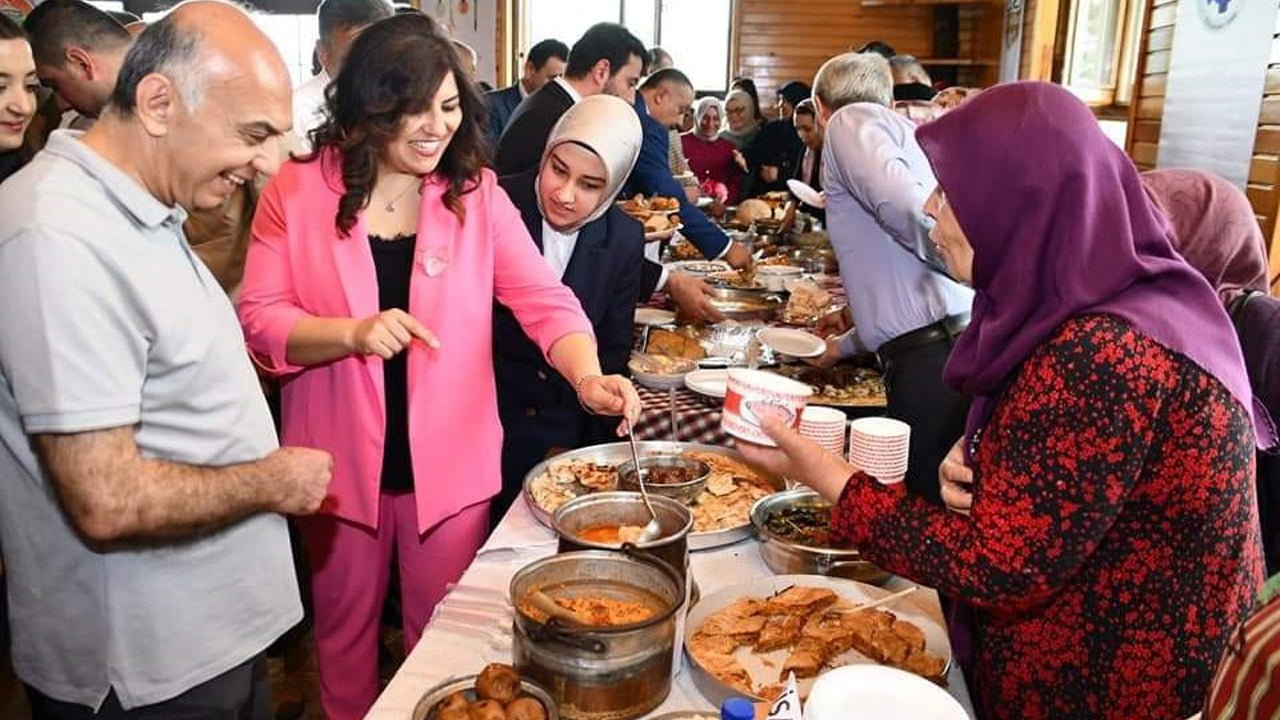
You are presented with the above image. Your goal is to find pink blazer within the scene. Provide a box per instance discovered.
[238,152,592,533]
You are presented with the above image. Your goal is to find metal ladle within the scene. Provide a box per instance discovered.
[626,427,663,544]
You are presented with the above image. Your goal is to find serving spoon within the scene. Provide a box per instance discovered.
[626,426,664,544]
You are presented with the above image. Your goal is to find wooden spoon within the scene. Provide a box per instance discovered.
[527,590,587,626]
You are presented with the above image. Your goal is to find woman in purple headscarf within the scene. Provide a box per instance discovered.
[740,82,1269,720]
[1143,168,1280,577]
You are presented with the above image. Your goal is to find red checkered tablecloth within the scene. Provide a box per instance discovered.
[632,386,732,445]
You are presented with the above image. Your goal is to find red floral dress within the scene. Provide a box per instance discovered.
[832,314,1263,720]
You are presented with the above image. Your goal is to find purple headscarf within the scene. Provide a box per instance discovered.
[915,81,1275,449]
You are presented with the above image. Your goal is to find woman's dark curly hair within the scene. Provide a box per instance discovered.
[302,13,490,236]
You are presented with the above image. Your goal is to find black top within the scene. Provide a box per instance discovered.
[369,233,416,493]
[893,82,938,102]
[744,119,803,195]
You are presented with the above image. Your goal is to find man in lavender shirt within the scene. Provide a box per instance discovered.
[811,51,973,506]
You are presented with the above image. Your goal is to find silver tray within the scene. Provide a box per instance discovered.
[683,575,952,706]
[521,441,783,551]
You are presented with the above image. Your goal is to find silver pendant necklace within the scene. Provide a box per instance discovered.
[381,177,421,212]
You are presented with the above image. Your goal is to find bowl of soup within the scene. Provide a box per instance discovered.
[552,491,692,578]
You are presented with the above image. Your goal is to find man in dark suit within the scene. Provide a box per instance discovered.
[485,38,568,147]
[495,22,645,177]
[627,69,751,270]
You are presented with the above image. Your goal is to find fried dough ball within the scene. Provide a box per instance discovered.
[504,697,548,720]
[436,708,469,720]
[439,691,470,714]
[475,663,521,703]
[467,699,507,720]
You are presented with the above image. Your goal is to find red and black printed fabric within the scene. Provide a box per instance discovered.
[831,314,1264,720]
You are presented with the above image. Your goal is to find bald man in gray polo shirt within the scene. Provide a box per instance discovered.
[0,3,332,717]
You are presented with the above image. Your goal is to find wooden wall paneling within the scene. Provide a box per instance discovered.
[1019,0,1037,78]
[1124,0,1176,170]
[1021,0,1061,79]
[735,0,934,111]
[1249,16,1280,259]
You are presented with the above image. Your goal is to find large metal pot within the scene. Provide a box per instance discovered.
[510,551,685,720]
[552,492,692,575]
[749,488,890,585]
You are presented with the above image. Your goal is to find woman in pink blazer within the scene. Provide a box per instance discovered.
[237,16,640,720]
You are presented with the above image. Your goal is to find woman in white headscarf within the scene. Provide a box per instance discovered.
[490,95,647,521]
[683,96,747,204]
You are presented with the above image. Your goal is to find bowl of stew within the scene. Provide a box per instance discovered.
[616,455,710,506]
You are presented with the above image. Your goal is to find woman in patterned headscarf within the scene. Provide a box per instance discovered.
[1144,168,1280,577]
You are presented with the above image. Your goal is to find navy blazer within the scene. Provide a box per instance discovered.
[493,170,644,424]
[494,81,574,177]
[623,97,730,260]
[485,83,523,148]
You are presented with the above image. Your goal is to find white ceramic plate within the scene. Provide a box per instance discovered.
[683,574,951,707]
[644,223,684,242]
[805,665,967,720]
[634,308,677,326]
[684,369,729,399]
[757,328,826,359]
[786,179,825,209]
[669,260,731,276]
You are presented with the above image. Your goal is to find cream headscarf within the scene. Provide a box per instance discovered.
[693,96,724,141]
[537,94,643,233]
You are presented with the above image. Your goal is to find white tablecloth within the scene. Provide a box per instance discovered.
[365,500,976,719]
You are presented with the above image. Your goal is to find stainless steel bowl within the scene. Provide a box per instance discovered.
[411,673,559,720]
[749,488,890,585]
[706,287,782,321]
[553,492,692,576]
[616,456,710,505]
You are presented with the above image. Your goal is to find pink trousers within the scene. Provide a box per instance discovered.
[298,494,490,720]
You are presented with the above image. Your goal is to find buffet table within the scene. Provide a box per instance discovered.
[365,499,976,719]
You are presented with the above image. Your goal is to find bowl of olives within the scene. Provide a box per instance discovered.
[412,663,557,720]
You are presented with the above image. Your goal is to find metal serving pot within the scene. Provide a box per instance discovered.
[510,551,685,720]
[552,492,693,575]
[749,488,890,585]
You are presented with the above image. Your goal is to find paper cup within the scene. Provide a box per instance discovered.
[721,369,813,446]
[849,417,910,483]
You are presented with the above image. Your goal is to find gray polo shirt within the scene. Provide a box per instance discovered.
[0,131,302,709]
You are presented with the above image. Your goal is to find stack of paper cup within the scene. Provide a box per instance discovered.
[799,406,847,456]
[848,417,911,484]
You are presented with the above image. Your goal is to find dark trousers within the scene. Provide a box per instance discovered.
[880,335,970,507]
[26,655,270,720]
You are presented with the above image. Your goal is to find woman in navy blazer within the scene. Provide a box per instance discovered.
[491,95,646,523]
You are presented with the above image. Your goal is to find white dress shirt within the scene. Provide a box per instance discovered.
[540,219,579,279]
